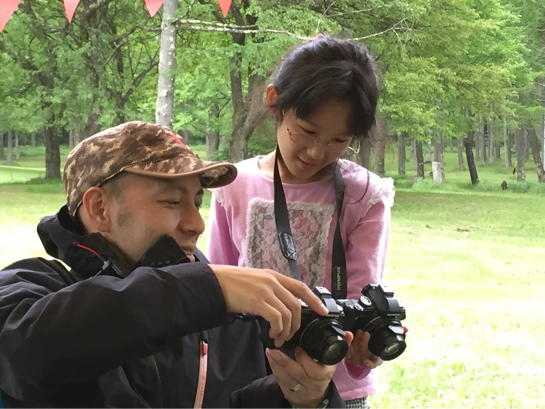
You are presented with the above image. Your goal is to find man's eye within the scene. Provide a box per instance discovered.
[164,201,181,205]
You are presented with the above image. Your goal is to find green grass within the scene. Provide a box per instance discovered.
[1,145,545,408]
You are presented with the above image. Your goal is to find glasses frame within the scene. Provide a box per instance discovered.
[282,112,354,156]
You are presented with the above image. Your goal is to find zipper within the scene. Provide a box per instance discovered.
[149,355,164,408]
[193,339,209,409]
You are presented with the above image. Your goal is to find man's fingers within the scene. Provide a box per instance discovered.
[276,275,328,316]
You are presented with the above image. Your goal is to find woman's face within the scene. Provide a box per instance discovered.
[276,99,353,184]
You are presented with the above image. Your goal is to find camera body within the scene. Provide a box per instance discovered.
[261,284,406,365]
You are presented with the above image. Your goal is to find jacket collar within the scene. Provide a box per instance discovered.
[37,205,132,278]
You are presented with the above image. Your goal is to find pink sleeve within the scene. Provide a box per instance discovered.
[342,188,391,381]
[207,190,240,266]
[344,195,391,300]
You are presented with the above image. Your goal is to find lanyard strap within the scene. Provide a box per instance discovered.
[273,147,347,298]
[273,147,301,281]
[331,164,347,299]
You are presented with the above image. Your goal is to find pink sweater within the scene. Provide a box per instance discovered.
[207,156,395,401]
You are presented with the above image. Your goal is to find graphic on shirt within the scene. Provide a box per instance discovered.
[244,197,335,288]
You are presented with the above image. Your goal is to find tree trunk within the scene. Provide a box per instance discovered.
[69,127,75,150]
[504,118,511,169]
[434,129,443,163]
[457,137,466,170]
[464,131,479,184]
[514,127,526,181]
[479,115,486,164]
[81,109,102,142]
[155,0,178,130]
[44,126,61,179]
[206,131,220,160]
[15,132,19,160]
[542,113,545,174]
[426,141,432,163]
[523,128,529,161]
[7,130,14,166]
[0,132,4,160]
[372,119,387,176]
[397,134,405,175]
[69,116,79,150]
[432,161,444,183]
[526,125,545,182]
[411,138,417,171]
[356,137,373,169]
[206,104,221,160]
[488,121,495,163]
[373,136,386,176]
[415,140,424,178]
[228,64,266,163]
[182,127,189,143]
[494,141,501,162]
[31,131,36,149]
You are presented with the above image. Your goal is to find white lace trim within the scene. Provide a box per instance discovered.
[368,177,395,209]
[210,188,224,207]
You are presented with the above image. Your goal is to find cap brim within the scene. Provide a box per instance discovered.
[124,158,237,188]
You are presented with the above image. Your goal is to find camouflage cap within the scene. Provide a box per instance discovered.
[64,121,237,216]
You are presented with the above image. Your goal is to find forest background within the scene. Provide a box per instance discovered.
[1,0,545,408]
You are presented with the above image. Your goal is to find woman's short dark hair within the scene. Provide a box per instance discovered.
[269,36,379,138]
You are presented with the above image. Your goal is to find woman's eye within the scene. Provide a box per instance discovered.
[164,201,181,205]
[301,127,315,135]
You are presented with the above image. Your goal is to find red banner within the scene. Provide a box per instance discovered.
[143,0,165,17]
[63,0,81,23]
[217,0,232,16]
[0,0,21,32]
[0,0,231,32]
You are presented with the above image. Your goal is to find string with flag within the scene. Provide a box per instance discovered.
[0,0,233,32]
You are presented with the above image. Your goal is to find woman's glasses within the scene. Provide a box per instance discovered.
[284,120,354,156]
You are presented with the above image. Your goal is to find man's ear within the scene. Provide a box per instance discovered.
[265,85,279,115]
[80,187,113,233]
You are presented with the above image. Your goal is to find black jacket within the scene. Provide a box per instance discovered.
[0,206,345,408]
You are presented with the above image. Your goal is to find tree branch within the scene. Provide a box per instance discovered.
[326,5,384,18]
[352,18,409,41]
[122,55,159,105]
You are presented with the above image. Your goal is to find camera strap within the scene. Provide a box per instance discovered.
[274,146,301,281]
[273,147,348,298]
[331,163,348,299]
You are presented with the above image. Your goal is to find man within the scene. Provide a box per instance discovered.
[0,121,346,408]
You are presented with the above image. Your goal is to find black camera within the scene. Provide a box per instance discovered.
[260,284,406,365]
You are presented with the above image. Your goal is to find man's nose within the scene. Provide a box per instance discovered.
[178,206,205,236]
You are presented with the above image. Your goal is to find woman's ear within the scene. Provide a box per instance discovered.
[265,85,279,115]
[80,187,113,234]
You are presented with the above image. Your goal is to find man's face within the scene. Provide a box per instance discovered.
[103,172,205,265]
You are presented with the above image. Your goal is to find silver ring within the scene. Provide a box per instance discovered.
[289,383,301,392]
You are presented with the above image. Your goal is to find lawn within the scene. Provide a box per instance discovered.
[1,145,544,408]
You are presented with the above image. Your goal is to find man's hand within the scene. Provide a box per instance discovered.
[209,265,328,348]
[266,332,354,408]
[266,348,335,408]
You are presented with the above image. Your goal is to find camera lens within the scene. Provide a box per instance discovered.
[323,336,349,363]
[383,342,401,357]
[365,319,406,361]
[300,318,348,365]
